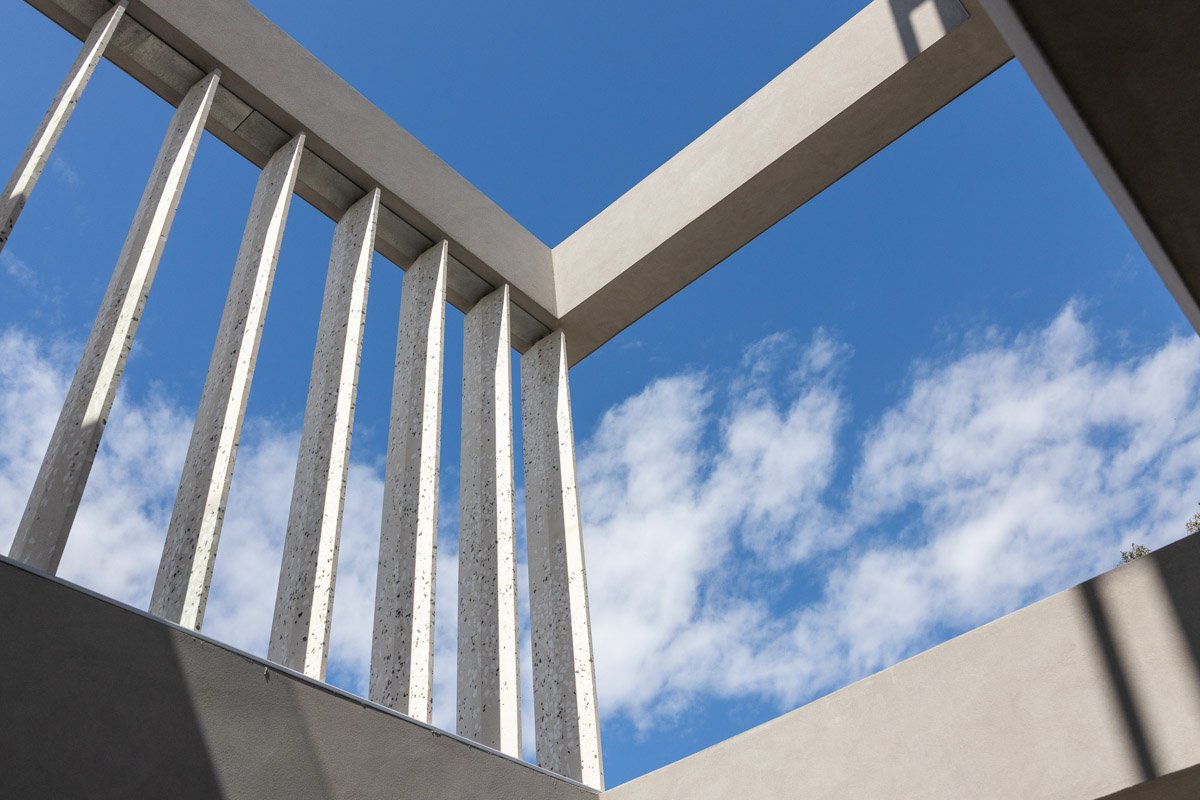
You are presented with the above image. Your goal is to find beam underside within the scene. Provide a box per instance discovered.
[977,0,1200,340]
[20,0,555,350]
[19,0,1025,365]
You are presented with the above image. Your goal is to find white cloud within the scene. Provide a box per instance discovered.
[578,304,1200,729]
[2,300,1199,750]
[50,155,80,189]
[2,251,38,291]
[0,325,494,742]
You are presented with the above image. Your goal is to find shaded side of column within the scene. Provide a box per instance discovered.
[269,189,379,679]
[369,241,447,722]
[521,331,603,789]
[150,134,305,629]
[457,284,521,755]
[0,1,127,253]
[9,71,220,573]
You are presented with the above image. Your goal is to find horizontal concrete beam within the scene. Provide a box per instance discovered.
[23,0,555,349]
[41,1,1197,369]
[21,0,1021,363]
[0,554,596,800]
[20,1,1028,364]
[552,0,1013,364]
[608,534,1200,800]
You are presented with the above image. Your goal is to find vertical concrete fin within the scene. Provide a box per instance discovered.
[369,240,448,722]
[151,134,305,629]
[0,1,127,253]
[270,188,380,679]
[9,70,220,573]
[521,330,604,789]
[457,284,522,755]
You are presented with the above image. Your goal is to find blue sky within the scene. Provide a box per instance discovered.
[3,0,1199,788]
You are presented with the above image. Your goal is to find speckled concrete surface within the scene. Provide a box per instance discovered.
[152,135,304,630]
[369,240,447,721]
[521,331,603,788]
[270,189,378,679]
[0,1,125,252]
[9,71,219,573]
[458,285,522,755]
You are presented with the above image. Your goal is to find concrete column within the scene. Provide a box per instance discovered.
[520,331,603,789]
[369,241,447,722]
[457,285,522,756]
[269,189,379,679]
[150,135,305,629]
[0,1,127,253]
[8,72,219,574]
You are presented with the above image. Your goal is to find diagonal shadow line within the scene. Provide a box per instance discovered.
[1150,537,1200,695]
[1081,579,1159,782]
[889,0,968,59]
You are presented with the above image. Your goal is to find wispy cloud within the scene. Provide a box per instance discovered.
[0,326,507,744]
[2,250,64,322]
[50,155,80,190]
[1,251,38,291]
[1,301,1197,751]
[578,303,1200,729]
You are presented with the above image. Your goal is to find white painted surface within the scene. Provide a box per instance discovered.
[9,71,219,573]
[457,285,522,756]
[369,241,447,721]
[270,189,379,679]
[151,135,304,629]
[0,1,126,253]
[521,332,603,789]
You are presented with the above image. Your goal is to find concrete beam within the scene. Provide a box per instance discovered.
[458,285,523,756]
[369,241,447,722]
[9,72,219,574]
[521,332,603,788]
[22,0,555,350]
[0,555,597,800]
[0,1,125,253]
[270,190,379,680]
[17,0,1025,365]
[551,0,1013,364]
[608,534,1200,800]
[976,0,1200,342]
[151,135,304,630]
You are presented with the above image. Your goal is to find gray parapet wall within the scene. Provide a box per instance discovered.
[608,534,1200,800]
[0,556,596,800]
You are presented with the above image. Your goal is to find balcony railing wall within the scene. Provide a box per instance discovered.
[1,0,603,788]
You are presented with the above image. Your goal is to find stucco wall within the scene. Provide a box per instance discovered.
[608,535,1200,800]
[0,556,595,800]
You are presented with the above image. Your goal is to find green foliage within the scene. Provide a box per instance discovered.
[1186,506,1200,538]
[1120,504,1200,564]
[1120,542,1151,564]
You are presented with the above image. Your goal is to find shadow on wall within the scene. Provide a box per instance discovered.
[1079,534,1200,787]
[1081,580,1159,781]
[0,557,593,800]
[0,561,230,798]
[0,557,333,799]
[888,0,969,59]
